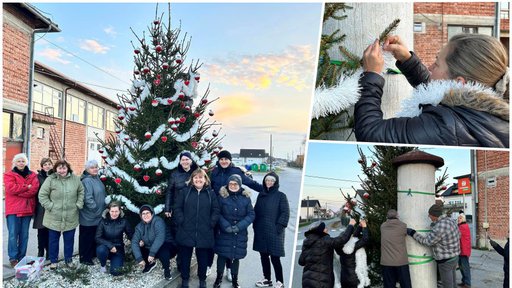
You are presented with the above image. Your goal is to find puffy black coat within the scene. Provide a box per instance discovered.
[95,208,134,249]
[33,170,50,229]
[491,238,509,288]
[252,172,290,257]
[174,185,220,248]
[210,163,263,195]
[354,52,509,148]
[215,186,255,260]
[299,225,355,288]
[335,226,370,288]
[164,161,198,213]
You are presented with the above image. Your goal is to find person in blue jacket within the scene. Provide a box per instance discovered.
[213,174,256,288]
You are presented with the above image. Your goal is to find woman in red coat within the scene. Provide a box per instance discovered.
[458,213,471,288]
[3,153,39,267]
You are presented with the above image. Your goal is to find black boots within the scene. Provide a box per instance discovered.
[232,274,240,288]
[213,273,223,288]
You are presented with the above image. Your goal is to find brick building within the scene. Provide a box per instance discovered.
[3,3,118,174]
[414,2,509,66]
[474,150,509,248]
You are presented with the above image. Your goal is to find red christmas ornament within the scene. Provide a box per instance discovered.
[100,175,107,182]
[441,186,447,190]
[212,130,218,137]
[194,74,200,81]
[154,79,161,86]
[133,164,142,172]
[155,169,163,176]
[358,159,364,164]
[168,117,175,124]
[153,20,160,25]
[155,189,162,195]
[180,102,185,108]
[180,116,186,123]
[101,155,107,159]
[128,106,136,111]
[134,49,140,54]
[175,55,182,64]
[98,148,104,154]
[171,124,178,131]
[167,99,173,105]
[134,70,140,75]
[193,112,201,118]
[161,136,168,142]
[185,106,191,111]
[142,67,150,74]
[201,99,208,104]
[117,104,123,110]
[208,110,214,116]
[155,45,163,53]
[191,141,198,148]
[144,132,152,139]
[371,161,377,167]
[204,137,210,143]
[143,175,150,182]
[156,74,161,79]
[118,115,125,120]
[124,136,129,141]
[178,92,185,99]
[151,100,159,107]
[162,62,169,69]
[204,159,211,164]
[363,192,370,199]
[218,145,223,150]
[115,178,122,184]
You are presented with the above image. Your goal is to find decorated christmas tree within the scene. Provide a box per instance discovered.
[339,145,449,285]
[97,5,222,217]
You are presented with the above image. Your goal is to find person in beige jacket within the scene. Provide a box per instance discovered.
[380,209,411,288]
[39,160,84,269]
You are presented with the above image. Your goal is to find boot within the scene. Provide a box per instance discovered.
[37,249,44,257]
[232,274,240,288]
[199,280,206,288]
[213,273,223,288]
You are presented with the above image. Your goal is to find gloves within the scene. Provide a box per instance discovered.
[225,226,233,233]
[407,228,416,237]
[231,225,239,233]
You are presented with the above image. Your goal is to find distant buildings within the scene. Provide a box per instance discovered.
[300,199,321,222]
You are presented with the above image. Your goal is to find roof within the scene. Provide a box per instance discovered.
[301,199,321,208]
[35,61,117,107]
[4,3,61,32]
[440,183,472,197]
[240,149,266,158]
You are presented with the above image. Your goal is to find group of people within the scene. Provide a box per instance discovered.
[4,150,291,288]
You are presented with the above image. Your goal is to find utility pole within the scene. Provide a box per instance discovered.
[269,134,273,171]
[307,196,310,223]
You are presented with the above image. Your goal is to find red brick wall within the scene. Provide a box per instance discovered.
[476,150,509,242]
[3,21,31,104]
[413,24,445,69]
[414,3,495,16]
[29,123,50,171]
[63,121,87,174]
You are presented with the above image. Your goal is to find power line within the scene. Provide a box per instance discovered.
[305,175,360,183]
[303,184,354,190]
[35,69,128,93]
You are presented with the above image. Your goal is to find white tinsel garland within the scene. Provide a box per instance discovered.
[108,166,158,194]
[311,70,362,119]
[159,150,211,170]
[106,194,164,214]
[168,121,200,142]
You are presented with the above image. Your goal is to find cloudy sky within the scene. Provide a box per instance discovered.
[32,3,322,159]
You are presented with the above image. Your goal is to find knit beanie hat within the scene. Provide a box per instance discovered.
[228,174,242,187]
[265,175,277,182]
[387,209,398,219]
[428,204,443,217]
[180,152,192,161]
[306,221,326,236]
[139,205,153,215]
[217,150,232,161]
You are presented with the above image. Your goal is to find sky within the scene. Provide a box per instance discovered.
[302,141,474,211]
[32,3,322,159]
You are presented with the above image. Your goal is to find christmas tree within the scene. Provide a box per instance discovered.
[97,5,222,217]
[340,146,448,285]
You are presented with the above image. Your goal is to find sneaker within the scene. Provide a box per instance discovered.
[255,278,273,287]
[142,262,157,273]
[100,266,107,273]
[274,281,284,288]
[9,259,18,268]
[49,263,58,270]
[226,268,232,281]
[206,266,212,276]
[164,269,171,280]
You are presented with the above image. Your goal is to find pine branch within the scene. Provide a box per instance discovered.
[379,18,400,43]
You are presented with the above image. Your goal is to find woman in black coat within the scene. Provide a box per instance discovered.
[95,201,133,276]
[355,34,509,148]
[299,220,356,288]
[174,168,220,288]
[253,172,290,288]
[335,220,370,288]
[33,157,53,258]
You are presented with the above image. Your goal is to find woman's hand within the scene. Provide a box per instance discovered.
[363,39,384,74]
[139,240,144,247]
[110,247,117,253]
[383,35,412,63]
[360,219,367,228]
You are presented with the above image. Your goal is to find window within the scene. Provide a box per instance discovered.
[501,2,510,19]
[3,111,24,140]
[36,127,45,139]
[447,25,493,40]
[106,110,116,131]
[66,95,86,124]
[87,103,104,129]
[32,82,62,117]
[413,22,425,33]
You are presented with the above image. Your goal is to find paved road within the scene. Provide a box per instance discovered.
[164,167,302,287]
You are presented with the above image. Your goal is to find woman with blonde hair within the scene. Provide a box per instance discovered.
[4,153,39,267]
[356,33,509,147]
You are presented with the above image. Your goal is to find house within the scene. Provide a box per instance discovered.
[300,199,321,221]
[438,174,473,221]
[239,149,267,165]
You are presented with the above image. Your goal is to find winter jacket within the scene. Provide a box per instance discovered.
[458,221,471,257]
[299,225,355,288]
[335,226,370,288]
[164,162,197,213]
[413,215,460,261]
[252,172,290,257]
[380,218,409,266]
[131,205,166,262]
[354,52,509,148]
[210,162,263,195]
[79,171,106,226]
[96,208,134,250]
[4,167,39,217]
[215,186,255,260]
[38,172,84,232]
[490,238,509,288]
[33,170,50,229]
[174,184,220,248]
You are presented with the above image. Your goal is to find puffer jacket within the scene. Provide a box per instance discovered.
[4,167,39,217]
[354,52,509,148]
[174,184,220,248]
[33,169,50,229]
[458,221,471,257]
[79,171,106,226]
[96,208,134,249]
[335,226,370,288]
[131,205,166,262]
[210,162,263,195]
[164,161,198,213]
[253,172,290,257]
[299,225,355,288]
[215,185,255,260]
[38,172,84,231]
